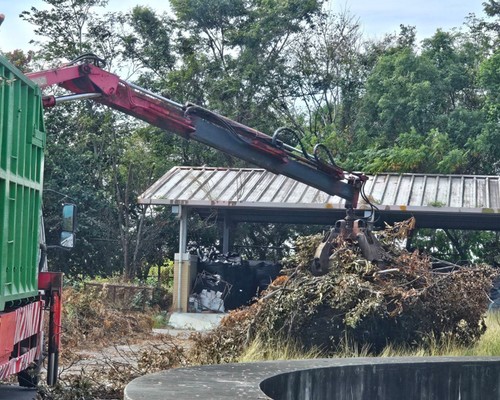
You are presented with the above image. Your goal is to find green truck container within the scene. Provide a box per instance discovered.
[0,55,46,311]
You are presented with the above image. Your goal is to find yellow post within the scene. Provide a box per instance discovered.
[172,253,198,312]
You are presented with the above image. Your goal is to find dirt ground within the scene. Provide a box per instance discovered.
[38,327,195,399]
[63,328,193,373]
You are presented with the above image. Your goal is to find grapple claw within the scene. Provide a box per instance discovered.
[310,210,390,275]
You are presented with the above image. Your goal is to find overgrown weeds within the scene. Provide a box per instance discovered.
[468,312,500,356]
[62,287,154,350]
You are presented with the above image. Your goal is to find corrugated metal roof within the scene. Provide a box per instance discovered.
[140,167,500,210]
[364,173,500,210]
[139,167,500,230]
[140,167,338,208]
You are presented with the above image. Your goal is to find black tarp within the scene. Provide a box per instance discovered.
[195,260,281,310]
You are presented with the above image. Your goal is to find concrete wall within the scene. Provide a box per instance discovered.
[260,360,500,399]
[124,357,500,400]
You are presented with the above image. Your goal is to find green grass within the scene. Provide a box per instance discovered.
[239,312,500,362]
[152,311,170,328]
[468,312,500,356]
[377,336,467,358]
[239,338,323,362]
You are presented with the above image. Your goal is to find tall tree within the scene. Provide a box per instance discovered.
[123,1,329,258]
[22,0,164,279]
[168,0,324,127]
[349,24,490,175]
[471,2,500,175]
[356,39,441,147]
[282,10,364,142]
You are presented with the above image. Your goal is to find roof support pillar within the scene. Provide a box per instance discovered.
[173,205,189,312]
[222,210,232,253]
[178,205,188,255]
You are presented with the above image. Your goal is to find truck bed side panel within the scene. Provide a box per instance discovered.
[0,56,45,311]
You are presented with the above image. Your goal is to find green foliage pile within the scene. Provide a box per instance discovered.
[191,223,497,361]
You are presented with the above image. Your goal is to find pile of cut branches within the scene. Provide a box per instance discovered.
[191,219,497,362]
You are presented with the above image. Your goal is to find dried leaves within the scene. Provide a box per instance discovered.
[62,287,154,350]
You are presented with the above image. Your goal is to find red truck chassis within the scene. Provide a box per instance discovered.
[0,272,62,385]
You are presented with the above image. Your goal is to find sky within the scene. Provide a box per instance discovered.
[330,0,486,40]
[0,0,488,53]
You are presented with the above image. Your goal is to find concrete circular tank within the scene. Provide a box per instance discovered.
[124,357,500,400]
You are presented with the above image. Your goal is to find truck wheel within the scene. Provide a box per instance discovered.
[17,361,41,388]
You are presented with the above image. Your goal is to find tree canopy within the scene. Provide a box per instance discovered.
[3,0,498,278]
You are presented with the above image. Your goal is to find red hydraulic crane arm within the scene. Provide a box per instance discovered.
[26,59,367,207]
[27,62,195,138]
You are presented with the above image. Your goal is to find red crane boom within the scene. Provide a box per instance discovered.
[27,56,367,208]
[28,55,385,277]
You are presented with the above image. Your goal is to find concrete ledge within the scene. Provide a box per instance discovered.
[167,312,224,331]
[124,357,500,400]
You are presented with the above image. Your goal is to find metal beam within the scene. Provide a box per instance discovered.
[193,207,500,231]
[191,118,356,202]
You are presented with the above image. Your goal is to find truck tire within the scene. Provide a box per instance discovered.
[17,360,41,388]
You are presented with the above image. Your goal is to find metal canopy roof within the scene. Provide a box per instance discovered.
[139,167,500,230]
